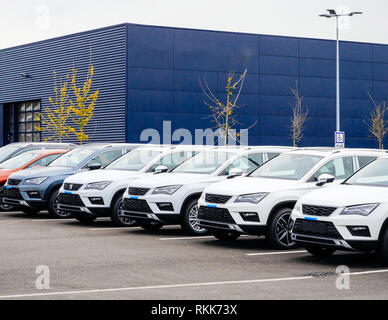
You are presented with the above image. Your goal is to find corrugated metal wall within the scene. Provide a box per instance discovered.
[126,24,388,148]
[0,24,127,144]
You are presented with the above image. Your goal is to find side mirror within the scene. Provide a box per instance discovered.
[228,168,244,179]
[317,174,335,186]
[88,162,102,171]
[155,165,169,174]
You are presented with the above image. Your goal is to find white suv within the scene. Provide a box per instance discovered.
[58,145,208,226]
[197,148,385,249]
[291,156,388,264]
[121,146,292,235]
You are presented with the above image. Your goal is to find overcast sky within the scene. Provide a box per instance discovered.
[0,0,387,49]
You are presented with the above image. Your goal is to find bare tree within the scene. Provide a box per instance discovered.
[200,69,255,145]
[365,93,388,149]
[290,81,308,147]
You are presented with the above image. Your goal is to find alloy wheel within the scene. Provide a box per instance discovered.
[275,212,294,247]
[188,204,205,233]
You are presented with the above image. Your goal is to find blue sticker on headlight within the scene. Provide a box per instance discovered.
[207,205,217,208]
[5,187,12,189]
[304,217,318,221]
[130,196,139,200]
[64,191,72,195]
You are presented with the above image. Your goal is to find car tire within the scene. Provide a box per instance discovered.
[212,230,240,241]
[110,195,136,227]
[180,198,208,236]
[48,189,73,219]
[377,228,388,265]
[266,207,297,249]
[306,245,336,257]
[74,213,97,224]
[22,207,41,215]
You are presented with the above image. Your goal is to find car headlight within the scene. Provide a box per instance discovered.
[340,203,379,216]
[25,177,48,185]
[152,185,182,195]
[84,181,112,190]
[234,193,268,204]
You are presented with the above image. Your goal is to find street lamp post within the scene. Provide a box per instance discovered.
[319,9,362,145]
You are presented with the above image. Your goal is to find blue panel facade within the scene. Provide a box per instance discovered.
[126,24,388,148]
[0,24,127,144]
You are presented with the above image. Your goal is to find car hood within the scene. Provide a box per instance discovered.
[65,169,141,184]
[300,184,388,208]
[0,169,16,184]
[9,166,75,179]
[204,176,299,196]
[127,173,216,188]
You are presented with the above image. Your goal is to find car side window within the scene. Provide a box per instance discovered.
[87,150,124,168]
[312,157,354,181]
[13,147,40,157]
[222,153,264,176]
[26,154,62,168]
[357,156,376,169]
[267,153,279,161]
[149,151,197,172]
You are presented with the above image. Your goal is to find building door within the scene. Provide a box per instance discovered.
[3,101,41,145]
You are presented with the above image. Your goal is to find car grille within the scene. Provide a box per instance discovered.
[64,183,83,191]
[293,219,343,239]
[4,188,23,199]
[58,193,84,207]
[198,206,235,224]
[127,187,150,196]
[205,194,232,204]
[7,179,22,186]
[122,198,153,213]
[302,205,337,217]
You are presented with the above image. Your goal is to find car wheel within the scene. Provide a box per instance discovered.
[139,221,164,231]
[212,230,240,241]
[74,213,97,224]
[0,199,15,211]
[306,245,336,257]
[22,207,41,215]
[377,228,388,265]
[181,198,208,236]
[110,195,136,227]
[48,189,73,219]
[266,207,297,249]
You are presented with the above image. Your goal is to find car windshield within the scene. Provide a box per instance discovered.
[0,145,20,163]
[106,149,162,171]
[173,151,236,174]
[250,154,323,180]
[49,148,97,168]
[345,159,388,187]
[0,152,40,169]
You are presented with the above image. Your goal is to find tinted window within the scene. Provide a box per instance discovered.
[223,153,264,176]
[267,153,280,160]
[250,154,322,180]
[0,152,40,169]
[358,156,376,169]
[346,159,388,187]
[149,151,198,172]
[312,157,354,181]
[0,145,20,163]
[173,151,236,174]
[106,149,162,171]
[87,150,124,168]
[49,148,97,168]
[26,154,63,168]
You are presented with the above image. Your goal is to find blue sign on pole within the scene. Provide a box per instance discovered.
[335,131,345,148]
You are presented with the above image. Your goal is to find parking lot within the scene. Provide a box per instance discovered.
[0,211,387,300]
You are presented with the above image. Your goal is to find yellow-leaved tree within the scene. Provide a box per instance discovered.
[68,62,99,145]
[35,71,72,142]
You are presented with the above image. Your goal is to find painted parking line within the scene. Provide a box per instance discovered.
[89,225,179,231]
[246,250,307,256]
[1,269,388,299]
[159,235,251,241]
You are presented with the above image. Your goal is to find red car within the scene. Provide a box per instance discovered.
[0,149,68,211]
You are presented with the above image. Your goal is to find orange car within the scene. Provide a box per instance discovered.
[0,149,68,210]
